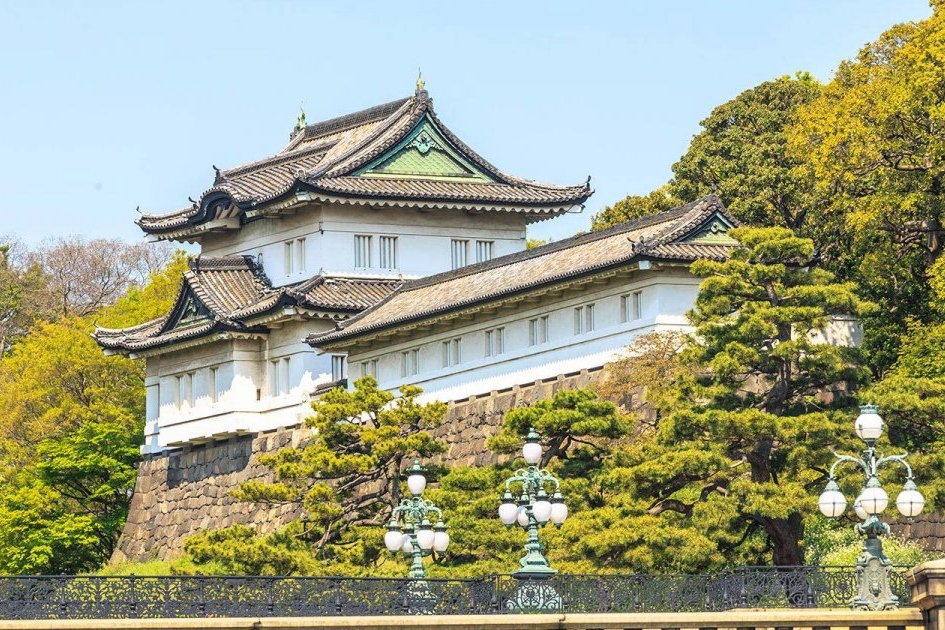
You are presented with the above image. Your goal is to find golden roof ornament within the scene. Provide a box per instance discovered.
[416,70,425,93]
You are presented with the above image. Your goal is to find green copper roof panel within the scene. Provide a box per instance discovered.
[356,115,493,182]
[682,213,739,244]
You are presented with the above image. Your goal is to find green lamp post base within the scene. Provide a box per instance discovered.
[850,517,899,611]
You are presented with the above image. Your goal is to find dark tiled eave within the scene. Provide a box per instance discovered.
[308,195,737,348]
[93,257,399,354]
[136,90,592,238]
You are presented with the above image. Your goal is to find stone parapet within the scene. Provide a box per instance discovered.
[0,609,924,630]
[910,558,945,630]
[114,426,311,563]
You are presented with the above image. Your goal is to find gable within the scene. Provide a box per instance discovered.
[162,288,213,333]
[355,116,493,182]
[680,212,738,245]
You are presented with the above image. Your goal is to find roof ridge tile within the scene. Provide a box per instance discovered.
[301,97,411,142]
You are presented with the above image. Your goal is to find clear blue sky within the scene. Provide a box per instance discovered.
[0,1,933,246]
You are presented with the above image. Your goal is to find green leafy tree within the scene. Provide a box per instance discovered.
[858,318,945,510]
[0,476,104,574]
[35,421,141,562]
[0,253,185,574]
[592,75,823,232]
[597,330,691,423]
[487,389,629,470]
[592,186,683,230]
[611,227,867,566]
[788,6,945,374]
[671,73,823,230]
[0,241,52,357]
[232,376,447,555]
[184,525,321,576]
[0,319,143,471]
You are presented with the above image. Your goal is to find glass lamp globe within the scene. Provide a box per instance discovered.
[533,496,552,523]
[853,499,869,520]
[498,492,518,526]
[406,461,427,496]
[432,522,449,552]
[416,522,435,551]
[550,492,568,526]
[516,505,530,528]
[523,428,543,465]
[854,405,884,441]
[384,523,404,552]
[401,537,413,554]
[896,480,925,519]
[818,480,847,518]
[859,483,889,515]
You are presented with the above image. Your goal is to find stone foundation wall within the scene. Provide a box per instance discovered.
[114,368,606,563]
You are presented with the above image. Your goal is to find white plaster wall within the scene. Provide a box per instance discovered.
[317,205,525,278]
[343,270,703,404]
[198,203,528,286]
[808,315,863,348]
[142,319,339,454]
[200,207,326,288]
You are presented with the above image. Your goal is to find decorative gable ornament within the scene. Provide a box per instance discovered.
[683,213,738,245]
[175,295,211,328]
[356,116,491,182]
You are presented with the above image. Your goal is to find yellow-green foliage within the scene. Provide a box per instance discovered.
[0,252,187,575]
[229,377,447,561]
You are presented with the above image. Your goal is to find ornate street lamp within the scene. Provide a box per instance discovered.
[498,427,567,612]
[384,460,449,580]
[818,404,925,611]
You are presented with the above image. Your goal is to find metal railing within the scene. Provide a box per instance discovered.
[0,566,913,619]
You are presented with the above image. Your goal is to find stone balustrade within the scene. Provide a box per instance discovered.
[0,608,926,630]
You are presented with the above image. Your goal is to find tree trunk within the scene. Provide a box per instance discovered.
[765,512,805,566]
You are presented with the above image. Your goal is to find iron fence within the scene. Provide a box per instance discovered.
[0,566,913,619]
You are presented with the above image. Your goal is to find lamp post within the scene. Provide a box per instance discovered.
[818,404,925,611]
[383,460,449,580]
[498,427,567,612]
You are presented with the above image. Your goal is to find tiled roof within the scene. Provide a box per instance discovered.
[289,275,404,312]
[93,257,401,353]
[137,90,591,238]
[305,177,589,206]
[308,195,737,348]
